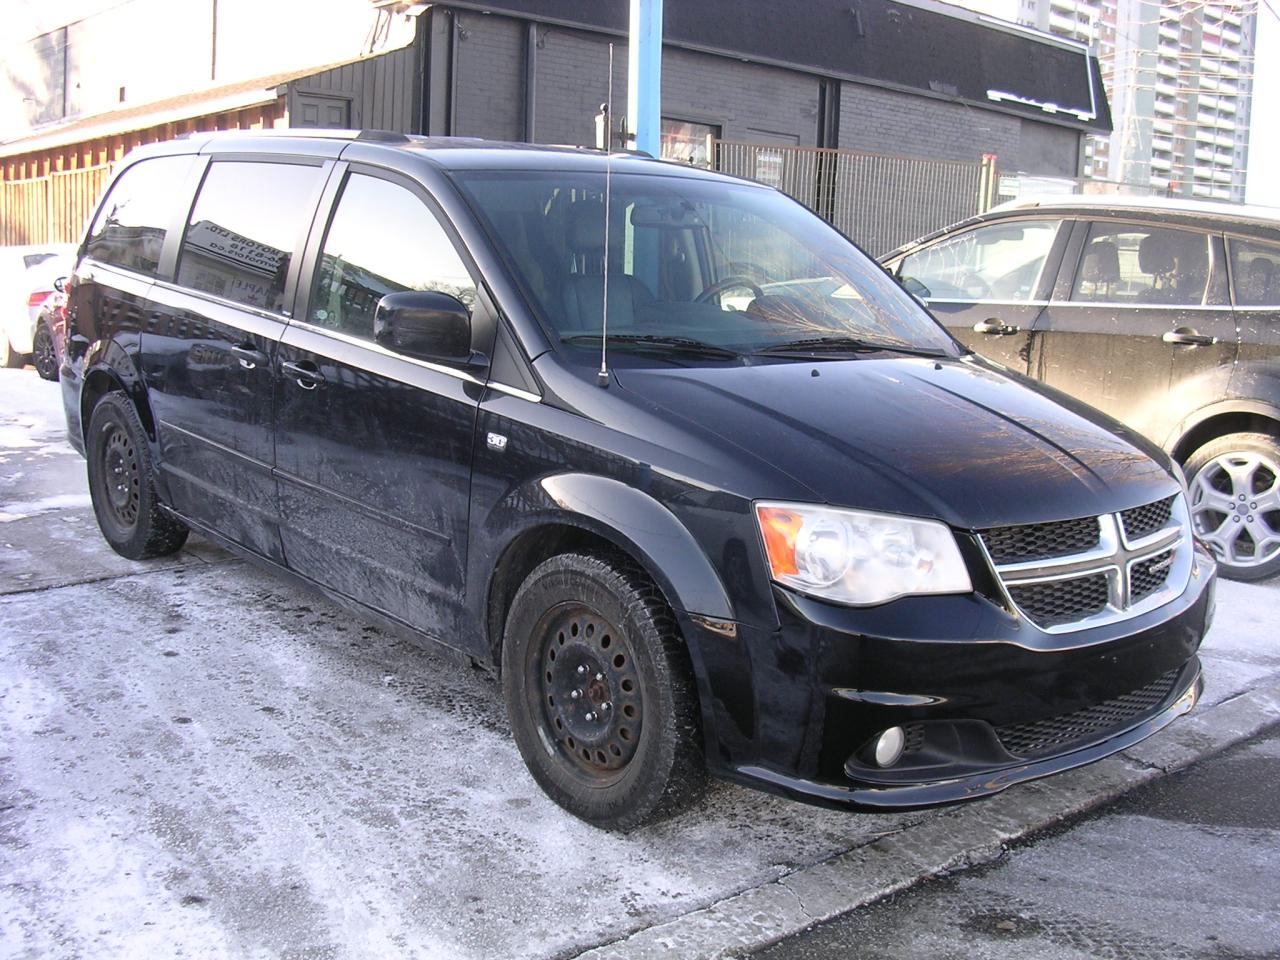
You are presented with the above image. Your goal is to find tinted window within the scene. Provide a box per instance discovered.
[176,161,322,313]
[1229,237,1280,307]
[895,219,1060,302]
[309,173,476,340]
[1071,223,1212,306]
[86,155,196,276]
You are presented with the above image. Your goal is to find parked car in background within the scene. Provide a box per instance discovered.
[32,276,69,381]
[1,245,76,369]
[61,132,1213,829]
[881,197,1280,581]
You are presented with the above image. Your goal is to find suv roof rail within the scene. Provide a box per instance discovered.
[176,128,412,143]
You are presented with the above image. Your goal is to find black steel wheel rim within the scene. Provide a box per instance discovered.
[534,602,643,783]
[33,328,56,377]
[102,424,141,528]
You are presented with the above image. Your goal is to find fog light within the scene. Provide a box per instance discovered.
[874,726,906,767]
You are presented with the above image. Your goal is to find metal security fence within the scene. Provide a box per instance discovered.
[0,165,112,246]
[715,140,995,257]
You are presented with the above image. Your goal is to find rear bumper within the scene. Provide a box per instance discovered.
[690,541,1216,810]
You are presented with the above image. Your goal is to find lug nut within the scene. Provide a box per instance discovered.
[595,672,604,681]
[577,665,587,675]
[570,689,581,699]
[601,702,612,712]
[584,711,596,722]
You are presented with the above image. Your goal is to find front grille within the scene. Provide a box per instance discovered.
[1008,574,1109,627]
[1121,495,1175,541]
[979,515,1099,564]
[1131,549,1174,600]
[996,668,1183,758]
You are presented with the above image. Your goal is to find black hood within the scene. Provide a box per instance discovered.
[612,354,1179,530]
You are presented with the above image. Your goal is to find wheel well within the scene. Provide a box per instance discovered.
[80,369,157,445]
[486,524,669,672]
[1172,412,1280,465]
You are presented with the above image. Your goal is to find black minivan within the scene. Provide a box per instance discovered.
[62,131,1215,829]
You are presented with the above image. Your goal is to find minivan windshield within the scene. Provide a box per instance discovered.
[453,169,959,360]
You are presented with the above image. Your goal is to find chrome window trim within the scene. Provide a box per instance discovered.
[1046,300,1234,312]
[487,381,542,403]
[923,298,1051,307]
[149,278,291,327]
[77,258,155,299]
[284,316,485,386]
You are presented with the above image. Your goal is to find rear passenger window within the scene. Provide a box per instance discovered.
[176,160,323,313]
[1070,223,1213,306]
[309,172,476,341]
[1229,238,1280,307]
[86,155,196,276]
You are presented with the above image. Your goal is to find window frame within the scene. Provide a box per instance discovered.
[1057,218,1229,309]
[1225,233,1280,309]
[82,153,204,281]
[292,161,498,364]
[893,216,1069,305]
[171,154,330,318]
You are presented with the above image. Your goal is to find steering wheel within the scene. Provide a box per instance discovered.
[958,271,992,300]
[695,276,765,305]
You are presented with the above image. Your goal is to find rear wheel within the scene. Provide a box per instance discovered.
[32,322,58,381]
[501,551,705,830]
[1184,432,1280,581]
[86,391,189,560]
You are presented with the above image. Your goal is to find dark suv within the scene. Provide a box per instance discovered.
[881,197,1280,581]
[62,132,1214,829]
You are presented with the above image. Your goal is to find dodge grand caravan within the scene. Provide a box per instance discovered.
[61,131,1215,829]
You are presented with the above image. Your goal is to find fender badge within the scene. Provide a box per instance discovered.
[486,432,508,452]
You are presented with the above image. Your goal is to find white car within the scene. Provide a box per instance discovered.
[1,244,76,368]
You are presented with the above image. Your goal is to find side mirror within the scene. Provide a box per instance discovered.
[374,290,473,364]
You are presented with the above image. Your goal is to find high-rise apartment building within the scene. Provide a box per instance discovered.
[962,0,1257,201]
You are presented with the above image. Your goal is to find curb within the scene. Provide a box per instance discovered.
[573,675,1280,960]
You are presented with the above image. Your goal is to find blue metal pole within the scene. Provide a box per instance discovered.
[627,0,662,156]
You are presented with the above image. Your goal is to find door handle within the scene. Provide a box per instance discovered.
[230,344,269,370]
[972,319,1021,336]
[281,359,325,390]
[1161,328,1217,347]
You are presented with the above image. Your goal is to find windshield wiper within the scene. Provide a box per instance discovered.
[754,336,951,359]
[562,334,740,358]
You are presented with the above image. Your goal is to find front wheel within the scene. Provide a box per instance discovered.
[501,552,705,830]
[86,391,189,560]
[1184,432,1280,581]
[32,322,59,381]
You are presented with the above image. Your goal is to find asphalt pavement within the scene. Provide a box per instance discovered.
[751,723,1280,960]
[2,366,1279,960]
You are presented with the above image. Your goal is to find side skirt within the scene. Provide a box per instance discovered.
[159,505,491,675]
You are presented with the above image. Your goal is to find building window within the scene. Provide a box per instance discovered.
[660,119,719,167]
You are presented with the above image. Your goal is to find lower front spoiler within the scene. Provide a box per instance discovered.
[729,667,1202,811]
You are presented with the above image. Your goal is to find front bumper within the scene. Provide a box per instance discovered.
[688,541,1215,810]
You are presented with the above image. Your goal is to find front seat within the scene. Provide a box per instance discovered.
[560,202,654,334]
[1078,240,1121,301]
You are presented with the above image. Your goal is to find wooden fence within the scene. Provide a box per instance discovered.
[0,165,113,246]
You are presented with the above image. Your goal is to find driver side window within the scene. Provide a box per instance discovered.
[896,219,1062,302]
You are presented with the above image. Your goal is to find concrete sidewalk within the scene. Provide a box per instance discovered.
[2,367,1278,960]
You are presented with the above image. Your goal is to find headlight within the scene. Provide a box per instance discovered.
[755,502,972,606]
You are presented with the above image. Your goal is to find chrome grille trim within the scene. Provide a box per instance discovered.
[980,495,1192,633]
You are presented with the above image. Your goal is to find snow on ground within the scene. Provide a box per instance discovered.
[0,366,1277,959]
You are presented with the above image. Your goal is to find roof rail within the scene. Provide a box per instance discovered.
[176,128,412,143]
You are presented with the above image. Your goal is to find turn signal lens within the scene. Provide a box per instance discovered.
[754,501,972,606]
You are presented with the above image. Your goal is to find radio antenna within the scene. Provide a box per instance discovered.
[597,42,615,389]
